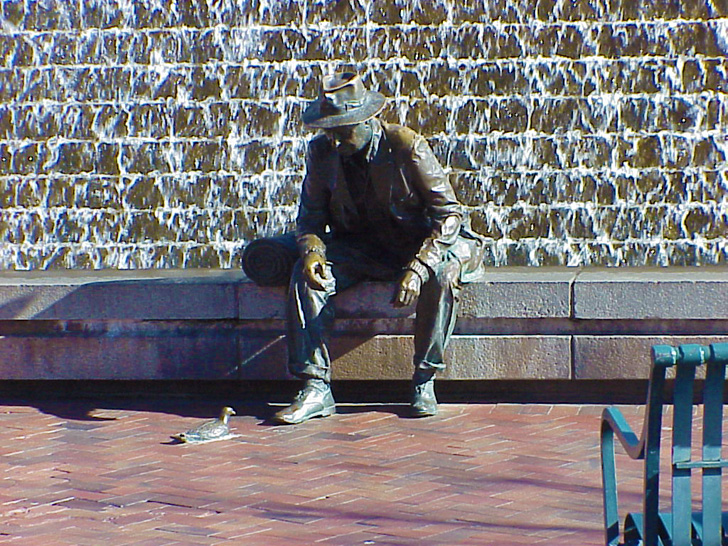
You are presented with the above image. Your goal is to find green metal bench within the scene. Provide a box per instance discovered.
[601,343,728,546]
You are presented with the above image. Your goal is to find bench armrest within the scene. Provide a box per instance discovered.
[602,406,644,460]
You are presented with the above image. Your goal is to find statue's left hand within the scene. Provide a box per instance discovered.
[392,270,422,308]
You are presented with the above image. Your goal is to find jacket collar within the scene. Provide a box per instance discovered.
[364,119,383,163]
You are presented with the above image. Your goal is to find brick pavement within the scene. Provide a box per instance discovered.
[0,397,679,545]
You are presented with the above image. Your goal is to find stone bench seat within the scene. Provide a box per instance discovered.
[0,268,725,382]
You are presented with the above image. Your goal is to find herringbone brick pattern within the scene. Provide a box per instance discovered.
[0,399,694,545]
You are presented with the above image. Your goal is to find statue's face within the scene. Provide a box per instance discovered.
[324,121,372,156]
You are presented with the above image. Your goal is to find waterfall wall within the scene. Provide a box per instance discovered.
[0,0,726,269]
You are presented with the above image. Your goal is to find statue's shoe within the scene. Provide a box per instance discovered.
[411,376,438,417]
[272,382,336,424]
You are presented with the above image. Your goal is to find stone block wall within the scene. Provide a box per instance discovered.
[0,0,726,270]
[0,268,726,383]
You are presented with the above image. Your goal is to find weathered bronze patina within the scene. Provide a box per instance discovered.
[273,72,485,424]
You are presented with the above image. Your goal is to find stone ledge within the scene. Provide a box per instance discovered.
[0,269,243,320]
[2,266,724,321]
[0,267,578,320]
[236,269,574,320]
[573,268,728,320]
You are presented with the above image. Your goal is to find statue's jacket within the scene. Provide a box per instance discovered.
[297,120,486,283]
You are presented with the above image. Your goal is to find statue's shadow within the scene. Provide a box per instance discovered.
[334,403,411,417]
[257,402,413,427]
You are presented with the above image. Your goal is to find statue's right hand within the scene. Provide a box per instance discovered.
[302,252,330,291]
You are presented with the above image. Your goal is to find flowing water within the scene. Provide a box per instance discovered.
[0,0,726,269]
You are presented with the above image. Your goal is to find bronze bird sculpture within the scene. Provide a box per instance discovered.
[171,406,236,443]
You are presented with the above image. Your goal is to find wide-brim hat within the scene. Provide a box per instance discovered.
[302,72,386,129]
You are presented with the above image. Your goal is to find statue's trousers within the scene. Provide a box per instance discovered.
[286,240,461,382]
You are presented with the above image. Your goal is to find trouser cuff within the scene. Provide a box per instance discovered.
[290,364,330,383]
[414,359,445,373]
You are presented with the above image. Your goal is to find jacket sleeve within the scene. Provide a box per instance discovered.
[405,134,463,273]
[295,137,331,257]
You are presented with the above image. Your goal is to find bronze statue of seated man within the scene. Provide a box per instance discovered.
[273,71,485,425]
